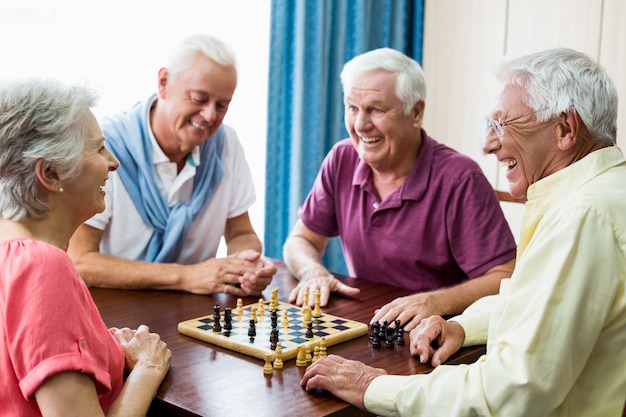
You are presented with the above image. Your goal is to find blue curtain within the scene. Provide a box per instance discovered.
[265,0,424,274]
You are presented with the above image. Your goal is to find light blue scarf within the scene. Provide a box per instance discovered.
[101,94,225,263]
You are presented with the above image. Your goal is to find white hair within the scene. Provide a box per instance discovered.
[340,47,426,115]
[495,47,617,145]
[164,34,237,79]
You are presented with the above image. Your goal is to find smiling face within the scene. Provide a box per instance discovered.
[62,111,119,223]
[154,53,237,157]
[344,69,423,175]
[483,84,563,199]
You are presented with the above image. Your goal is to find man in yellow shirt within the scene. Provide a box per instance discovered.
[300,47,626,416]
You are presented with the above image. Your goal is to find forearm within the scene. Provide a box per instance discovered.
[429,263,512,316]
[74,252,185,291]
[225,232,262,256]
[106,365,166,417]
[283,236,328,280]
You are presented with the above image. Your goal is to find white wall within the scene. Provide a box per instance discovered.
[0,0,271,252]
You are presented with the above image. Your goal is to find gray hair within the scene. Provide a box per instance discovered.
[494,47,618,146]
[164,34,237,79]
[0,78,99,220]
[340,47,426,115]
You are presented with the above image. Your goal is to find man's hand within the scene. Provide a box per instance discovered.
[300,355,387,411]
[370,292,444,332]
[409,316,465,367]
[180,251,275,296]
[288,266,360,307]
[234,252,276,295]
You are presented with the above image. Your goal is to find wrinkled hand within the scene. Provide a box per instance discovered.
[181,251,274,296]
[110,325,171,373]
[288,266,359,307]
[370,292,444,332]
[300,355,387,410]
[232,252,276,296]
[409,316,464,367]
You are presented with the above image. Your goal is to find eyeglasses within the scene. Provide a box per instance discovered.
[487,107,549,137]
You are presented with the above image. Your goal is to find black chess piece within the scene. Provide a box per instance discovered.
[376,324,386,349]
[372,328,381,349]
[397,327,405,345]
[212,304,221,332]
[247,318,256,336]
[270,328,279,350]
[223,307,232,331]
[305,321,314,338]
[370,321,380,343]
[385,326,395,348]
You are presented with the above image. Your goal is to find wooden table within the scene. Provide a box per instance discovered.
[91,262,485,417]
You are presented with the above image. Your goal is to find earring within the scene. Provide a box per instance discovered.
[58,187,64,193]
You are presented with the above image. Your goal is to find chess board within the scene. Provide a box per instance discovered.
[178,300,369,361]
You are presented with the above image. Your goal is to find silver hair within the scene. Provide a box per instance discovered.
[0,78,99,220]
[340,47,426,115]
[494,47,618,146]
[164,34,237,79]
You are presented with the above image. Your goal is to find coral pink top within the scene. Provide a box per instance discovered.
[0,238,124,416]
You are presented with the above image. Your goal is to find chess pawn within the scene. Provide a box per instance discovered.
[397,327,405,345]
[270,288,279,311]
[378,322,386,346]
[312,289,322,317]
[370,321,381,343]
[251,307,258,323]
[281,310,289,327]
[296,345,308,367]
[319,337,327,358]
[305,345,312,365]
[312,346,320,363]
[372,332,382,349]
[258,298,265,317]
[263,352,274,375]
[248,319,256,337]
[273,342,283,369]
[235,298,244,316]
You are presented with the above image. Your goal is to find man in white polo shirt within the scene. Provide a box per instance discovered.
[68,34,275,296]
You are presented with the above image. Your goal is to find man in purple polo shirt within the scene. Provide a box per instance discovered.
[283,48,516,331]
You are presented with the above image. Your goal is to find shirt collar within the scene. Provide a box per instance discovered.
[353,129,433,202]
[527,146,625,208]
[146,95,201,168]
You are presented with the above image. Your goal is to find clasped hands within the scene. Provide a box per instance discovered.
[110,325,172,374]
[182,249,276,296]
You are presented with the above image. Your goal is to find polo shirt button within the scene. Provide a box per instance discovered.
[373,202,379,209]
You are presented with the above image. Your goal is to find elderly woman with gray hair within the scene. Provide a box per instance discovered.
[0,78,171,416]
